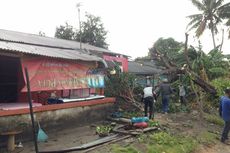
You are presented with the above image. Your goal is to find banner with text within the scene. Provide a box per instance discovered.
[21,57,104,92]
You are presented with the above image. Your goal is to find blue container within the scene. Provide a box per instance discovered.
[131,117,149,123]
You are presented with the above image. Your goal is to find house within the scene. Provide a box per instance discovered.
[128,60,164,87]
[0,29,125,141]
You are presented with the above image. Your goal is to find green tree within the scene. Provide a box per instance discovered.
[187,0,230,48]
[38,31,46,37]
[149,38,183,67]
[55,22,76,40]
[217,2,230,38]
[76,13,108,49]
[149,37,230,80]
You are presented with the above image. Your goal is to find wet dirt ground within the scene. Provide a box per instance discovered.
[2,113,230,153]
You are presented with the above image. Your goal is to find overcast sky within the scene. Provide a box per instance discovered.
[0,0,229,58]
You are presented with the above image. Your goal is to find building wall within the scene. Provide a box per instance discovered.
[103,54,128,72]
[0,102,114,143]
[16,55,105,103]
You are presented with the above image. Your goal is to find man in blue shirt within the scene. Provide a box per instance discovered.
[220,88,230,144]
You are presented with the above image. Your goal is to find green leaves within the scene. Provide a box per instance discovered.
[54,13,108,49]
[55,22,76,40]
[76,13,108,49]
[191,0,206,11]
[187,0,230,46]
[96,125,112,137]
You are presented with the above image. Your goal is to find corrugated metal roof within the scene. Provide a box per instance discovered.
[0,41,102,62]
[0,29,121,55]
[128,61,162,75]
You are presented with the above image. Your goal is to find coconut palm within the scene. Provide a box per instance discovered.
[217,2,230,38]
[187,0,230,48]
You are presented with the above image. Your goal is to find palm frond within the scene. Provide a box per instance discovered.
[213,14,222,25]
[187,14,203,19]
[191,0,206,11]
[187,14,203,31]
[226,19,230,26]
[208,0,215,10]
[216,0,225,7]
[209,67,226,74]
[217,2,230,18]
[218,2,230,10]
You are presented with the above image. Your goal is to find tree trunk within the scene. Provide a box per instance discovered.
[220,29,224,52]
[184,33,191,70]
[190,80,203,122]
[210,21,216,49]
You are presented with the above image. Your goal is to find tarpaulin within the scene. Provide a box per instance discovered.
[21,57,104,92]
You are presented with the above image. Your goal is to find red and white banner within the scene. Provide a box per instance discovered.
[21,57,104,92]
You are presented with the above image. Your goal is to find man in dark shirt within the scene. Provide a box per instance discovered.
[220,88,230,144]
[155,78,173,114]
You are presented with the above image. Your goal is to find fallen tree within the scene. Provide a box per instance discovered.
[105,70,143,111]
[151,34,217,95]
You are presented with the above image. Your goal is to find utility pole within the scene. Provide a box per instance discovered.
[76,2,82,50]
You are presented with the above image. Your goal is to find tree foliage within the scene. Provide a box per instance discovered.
[55,22,76,40]
[76,13,108,49]
[149,37,230,81]
[38,31,46,37]
[105,65,143,110]
[151,38,183,58]
[149,38,183,67]
[187,0,230,47]
[54,13,108,49]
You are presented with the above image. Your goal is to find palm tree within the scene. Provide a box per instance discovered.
[217,2,230,38]
[187,0,230,48]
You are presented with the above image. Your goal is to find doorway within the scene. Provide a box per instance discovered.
[0,55,21,102]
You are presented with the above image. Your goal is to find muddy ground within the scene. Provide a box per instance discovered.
[1,112,230,153]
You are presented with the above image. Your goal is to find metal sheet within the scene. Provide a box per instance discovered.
[0,41,102,61]
[0,29,116,54]
[128,61,162,75]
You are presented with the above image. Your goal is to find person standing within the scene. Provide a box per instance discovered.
[179,84,186,106]
[220,88,230,144]
[143,85,154,119]
[158,78,173,114]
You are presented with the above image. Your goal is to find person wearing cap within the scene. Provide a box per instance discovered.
[219,88,230,144]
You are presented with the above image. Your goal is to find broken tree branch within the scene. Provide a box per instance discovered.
[184,33,191,70]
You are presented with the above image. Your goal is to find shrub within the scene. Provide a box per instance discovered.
[208,77,230,107]
[211,78,230,98]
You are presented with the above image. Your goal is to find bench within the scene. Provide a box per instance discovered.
[0,130,22,151]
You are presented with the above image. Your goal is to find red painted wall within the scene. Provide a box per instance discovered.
[103,54,128,72]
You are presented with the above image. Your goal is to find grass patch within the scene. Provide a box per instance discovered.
[113,132,198,153]
[147,132,198,153]
[148,120,160,127]
[204,113,224,126]
[112,144,140,153]
[197,131,217,145]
